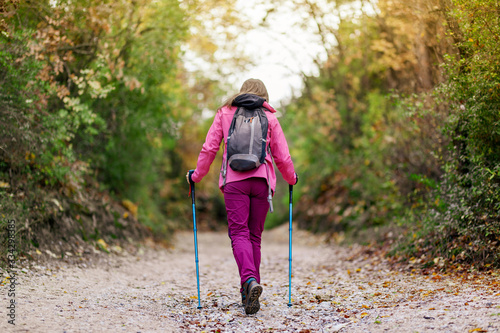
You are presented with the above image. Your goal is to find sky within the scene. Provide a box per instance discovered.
[182,0,338,108]
[183,0,374,108]
[227,0,331,106]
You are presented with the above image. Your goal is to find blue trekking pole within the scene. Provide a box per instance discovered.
[188,170,202,309]
[288,184,293,307]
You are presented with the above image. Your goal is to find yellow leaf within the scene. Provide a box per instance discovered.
[0,181,10,188]
[123,212,129,218]
[96,239,109,253]
[360,312,369,318]
[122,199,138,218]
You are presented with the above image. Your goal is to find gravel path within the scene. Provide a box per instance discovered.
[1,225,499,332]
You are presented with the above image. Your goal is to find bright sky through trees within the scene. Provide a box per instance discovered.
[184,0,375,106]
[231,0,329,105]
[182,0,337,106]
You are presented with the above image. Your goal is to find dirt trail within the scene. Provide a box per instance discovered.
[1,225,499,332]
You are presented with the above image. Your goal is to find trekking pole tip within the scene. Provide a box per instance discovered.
[287,303,292,307]
[197,306,202,310]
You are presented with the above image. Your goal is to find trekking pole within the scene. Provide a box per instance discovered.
[288,184,293,307]
[188,170,202,309]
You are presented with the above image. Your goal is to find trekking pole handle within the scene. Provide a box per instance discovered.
[188,169,195,202]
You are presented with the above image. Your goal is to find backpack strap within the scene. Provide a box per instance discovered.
[257,107,268,164]
[223,107,241,186]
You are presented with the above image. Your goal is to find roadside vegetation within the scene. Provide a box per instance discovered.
[1,0,498,270]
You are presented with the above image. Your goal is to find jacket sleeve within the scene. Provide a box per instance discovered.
[192,111,223,183]
[269,116,297,185]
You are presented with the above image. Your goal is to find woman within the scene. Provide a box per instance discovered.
[187,78,298,315]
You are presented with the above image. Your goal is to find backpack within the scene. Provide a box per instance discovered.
[226,106,269,172]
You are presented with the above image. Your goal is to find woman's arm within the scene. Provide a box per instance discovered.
[191,111,223,182]
[269,117,297,185]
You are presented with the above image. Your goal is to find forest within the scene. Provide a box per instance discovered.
[1,0,499,271]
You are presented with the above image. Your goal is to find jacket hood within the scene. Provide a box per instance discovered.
[233,93,276,113]
[233,94,265,109]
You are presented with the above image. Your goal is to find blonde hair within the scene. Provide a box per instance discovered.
[222,78,269,107]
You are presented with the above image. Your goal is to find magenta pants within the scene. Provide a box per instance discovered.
[224,177,270,287]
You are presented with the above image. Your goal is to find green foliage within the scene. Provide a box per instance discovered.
[1,0,498,270]
[394,0,500,268]
[75,0,191,232]
[281,5,422,235]
[282,0,499,268]
[0,0,199,255]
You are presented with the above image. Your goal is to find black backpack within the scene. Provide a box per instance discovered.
[226,106,268,172]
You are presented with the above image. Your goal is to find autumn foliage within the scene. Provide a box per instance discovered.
[0,0,198,255]
[281,0,500,269]
[1,0,499,270]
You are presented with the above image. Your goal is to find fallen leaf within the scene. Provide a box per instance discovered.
[96,239,109,253]
[122,199,138,218]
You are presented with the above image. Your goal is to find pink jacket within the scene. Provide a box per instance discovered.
[191,100,297,194]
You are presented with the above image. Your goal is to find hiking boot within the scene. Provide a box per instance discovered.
[242,278,263,315]
[241,290,246,306]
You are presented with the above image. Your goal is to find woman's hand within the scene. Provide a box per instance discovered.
[186,170,195,185]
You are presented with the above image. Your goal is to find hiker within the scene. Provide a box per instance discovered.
[186,78,298,315]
